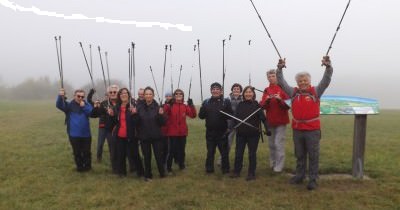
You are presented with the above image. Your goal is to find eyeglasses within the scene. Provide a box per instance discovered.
[109,91,117,94]
[76,95,85,99]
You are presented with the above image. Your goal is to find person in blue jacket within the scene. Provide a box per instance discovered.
[56,88,94,172]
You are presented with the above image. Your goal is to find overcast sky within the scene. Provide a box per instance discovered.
[0,0,399,108]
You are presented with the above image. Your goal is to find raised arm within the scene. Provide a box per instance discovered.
[276,59,295,97]
[315,56,333,98]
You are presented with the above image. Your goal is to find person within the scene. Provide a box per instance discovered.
[276,56,333,190]
[164,89,197,172]
[230,86,267,181]
[89,85,120,173]
[199,82,233,174]
[259,69,290,173]
[161,91,173,172]
[56,89,93,172]
[136,88,145,105]
[108,88,144,177]
[133,87,166,181]
[218,83,243,166]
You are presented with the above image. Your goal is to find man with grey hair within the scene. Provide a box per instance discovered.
[276,56,333,190]
[260,69,290,173]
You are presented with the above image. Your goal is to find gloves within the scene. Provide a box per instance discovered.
[89,88,96,95]
[187,98,194,106]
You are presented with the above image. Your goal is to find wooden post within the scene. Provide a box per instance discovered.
[352,114,367,179]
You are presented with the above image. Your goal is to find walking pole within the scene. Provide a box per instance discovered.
[89,44,93,84]
[249,0,282,59]
[98,46,109,106]
[161,45,168,104]
[128,48,132,107]
[248,40,252,86]
[105,51,111,87]
[149,66,162,104]
[54,36,63,89]
[197,39,204,102]
[58,36,64,88]
[188,45,196,100]
[222,39,226,96]
[131,42,136,100]
[177,65,183,89]
[79,42,95,89]
[169,45,173,93]
[325,0,352,56]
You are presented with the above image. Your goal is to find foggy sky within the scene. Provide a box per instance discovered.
[0,0,399,108]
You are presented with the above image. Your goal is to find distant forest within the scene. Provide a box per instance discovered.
[0,76,124,100]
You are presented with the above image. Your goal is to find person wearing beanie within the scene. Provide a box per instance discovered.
[198,82,233,174]
[161,90,174,172]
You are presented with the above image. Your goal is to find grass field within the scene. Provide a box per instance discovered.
[0,100,399,210]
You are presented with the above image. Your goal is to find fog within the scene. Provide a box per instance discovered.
[0,0,399,108]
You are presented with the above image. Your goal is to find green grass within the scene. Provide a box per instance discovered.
[0,101,399,210]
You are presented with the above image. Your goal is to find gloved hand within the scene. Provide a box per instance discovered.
[187,98,194,106]
[89,88,96,95]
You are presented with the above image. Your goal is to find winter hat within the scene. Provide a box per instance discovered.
[165,91,173,97]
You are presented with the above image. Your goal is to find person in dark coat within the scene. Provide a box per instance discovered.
[133,86,167,181]
[230,86,267,181]
[198,82,233,174]
[108,88,144,177]
[56,88,93,172]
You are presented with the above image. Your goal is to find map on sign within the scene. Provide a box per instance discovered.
[285,95,379,115]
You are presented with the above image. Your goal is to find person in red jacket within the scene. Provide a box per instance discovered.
[161,92,173,172]
[259,69,290,173]
[276,56,333,190]
[164,89,197,171]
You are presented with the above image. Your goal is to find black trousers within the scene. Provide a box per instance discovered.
[167,136,187,169]
[205,135,230,173]
[161,136,170,169]
[140,138,165,178]
[233,135,260,176]
[106,132,117,173]
[115,137,144,176]
[68,136,92,172]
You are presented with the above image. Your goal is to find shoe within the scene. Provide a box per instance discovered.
[246,174,256,181]
[307,180,318,190]
[179,164,186,170]
[222,169,230,174]
[206,169,214,174]
[289,176,304,184]
[230,172,240,178]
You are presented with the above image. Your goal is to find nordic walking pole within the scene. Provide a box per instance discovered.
[197,39,204,102]
[89,44,93,81]
[222,39,226,96]
[249,0,282,59]
[54,36,63,89]
[169,45,173,93]
[161,45,168,104]
[188,45,196,100]
[177,65,183,89]
[98,46,109,107]
[128,48,132,106]
[58,36,64,88]
[105,51,111,87]
[79,42,95,89]
[325,0,352,56]
[131,42,136,100]
[149,66,161,104]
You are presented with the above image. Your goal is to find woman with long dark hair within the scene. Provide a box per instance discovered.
[133,86,166,181]
[108,88,143,177]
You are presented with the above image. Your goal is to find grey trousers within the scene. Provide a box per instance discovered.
[267,125,287,172]
[293,129,321,180]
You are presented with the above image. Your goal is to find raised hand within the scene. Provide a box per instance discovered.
[277,58,286,69]
[321,56,331,67]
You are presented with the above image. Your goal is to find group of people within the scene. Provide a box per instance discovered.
[56,56,333,190]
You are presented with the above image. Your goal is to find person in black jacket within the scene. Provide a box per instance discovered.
[198,82,233,174]
[230,86,267,181]
[108,88,144,177]
[88,85,120,173]
[133,86,167,181]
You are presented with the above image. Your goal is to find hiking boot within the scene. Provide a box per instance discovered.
[289,176,304,184]
[230,172,240,178]
[307,179,318,190]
